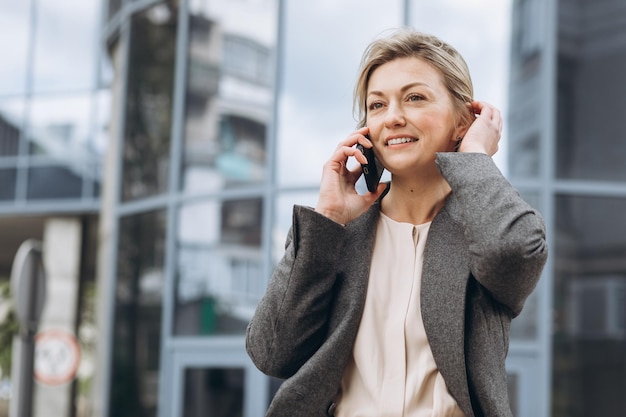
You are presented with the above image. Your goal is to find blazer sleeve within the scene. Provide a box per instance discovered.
[246,205,346,378]
[436,152,548,316]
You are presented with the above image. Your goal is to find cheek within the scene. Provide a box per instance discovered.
[365,113,384,131]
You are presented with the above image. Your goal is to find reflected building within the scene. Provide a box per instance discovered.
[2,0,626,416]
[100,1,276,417]
[509,0,626,416]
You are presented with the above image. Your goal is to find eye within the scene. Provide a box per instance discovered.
[367,101,384,111]
[407,93,425,102]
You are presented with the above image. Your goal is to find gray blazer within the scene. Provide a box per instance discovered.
[247,153,548,417]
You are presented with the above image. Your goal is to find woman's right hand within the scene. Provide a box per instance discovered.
[315,127,387,225]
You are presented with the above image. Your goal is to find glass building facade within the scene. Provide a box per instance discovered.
[509,0,626,416]
[2,0,626,416]
[0,1,105,417]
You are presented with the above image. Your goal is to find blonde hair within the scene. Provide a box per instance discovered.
[354,29,474,129]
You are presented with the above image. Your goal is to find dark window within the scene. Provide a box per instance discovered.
[110,209,166,417]
[121,3,177,201]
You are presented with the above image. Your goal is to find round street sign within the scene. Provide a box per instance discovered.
[34,329,81,386]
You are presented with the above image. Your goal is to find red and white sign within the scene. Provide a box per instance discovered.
[34,329,81,386]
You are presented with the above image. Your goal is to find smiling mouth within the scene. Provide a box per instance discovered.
[387,137,418,146]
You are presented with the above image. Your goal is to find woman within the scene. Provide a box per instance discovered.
[246,29,548,417]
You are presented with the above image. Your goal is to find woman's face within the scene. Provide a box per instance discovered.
[365,56,463,175]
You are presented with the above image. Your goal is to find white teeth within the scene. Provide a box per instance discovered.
[387,137,417,145]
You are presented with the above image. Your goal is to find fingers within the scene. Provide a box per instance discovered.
[333,127,372,165]
[468,101,503,134]
[459,101,502,156]
[336,126,371,149]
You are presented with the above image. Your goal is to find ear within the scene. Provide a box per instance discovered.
[453,125,469,140]
[449,117,470,151]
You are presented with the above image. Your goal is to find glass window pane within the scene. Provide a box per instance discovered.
[276,0,402,186]
[0,168,17,200]
[181,0,278,193]
[507,372,519,417]
[510,289,539,341]
[27,164,83,199]
[510,190,541,340]
[0,2,30,95]
[122,3,177,201]
[0,100,25,157]
[28,94,94,157]
[553,195,626,416]
[508,0,544,180]
[32,0,99,93]
[111,210,166,417]
[174,198,263,336]
[556,0,626,182]
[183,368,244,417]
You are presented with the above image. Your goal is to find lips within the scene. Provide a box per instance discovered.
[386,137,418,146]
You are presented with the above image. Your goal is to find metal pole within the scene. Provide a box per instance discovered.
[17,326,36,417]
[10,241,46,417]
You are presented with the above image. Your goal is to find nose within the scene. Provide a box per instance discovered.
[384,102,406,128]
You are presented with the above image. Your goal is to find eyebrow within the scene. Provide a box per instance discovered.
[367,81,431,98]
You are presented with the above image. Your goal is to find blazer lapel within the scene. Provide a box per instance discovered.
[421,208,474,417]
[343,201,382,308]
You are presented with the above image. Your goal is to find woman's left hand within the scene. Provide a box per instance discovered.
[458,101,502,156]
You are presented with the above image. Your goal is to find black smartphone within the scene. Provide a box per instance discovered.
[356,135,384,192]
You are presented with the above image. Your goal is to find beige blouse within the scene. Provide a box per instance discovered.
[335,213,464,417]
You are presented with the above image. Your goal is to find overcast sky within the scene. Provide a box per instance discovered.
[276,0,513,187]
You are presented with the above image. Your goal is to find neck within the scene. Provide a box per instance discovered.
[381,172,451,225]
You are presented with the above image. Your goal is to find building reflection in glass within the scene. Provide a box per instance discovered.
[175,197,264,335]
[553,1,626,415]
[112,209,166,417]
[0,0,106,205]
[171,0,276,338]
[556,0,626,182]
[183,368,244,417]
[553,195,626,416]
[508,0,543,180]
[121,3,177,201]
[181,0,275,193]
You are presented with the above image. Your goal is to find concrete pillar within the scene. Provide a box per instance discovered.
[32,218,82,417]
